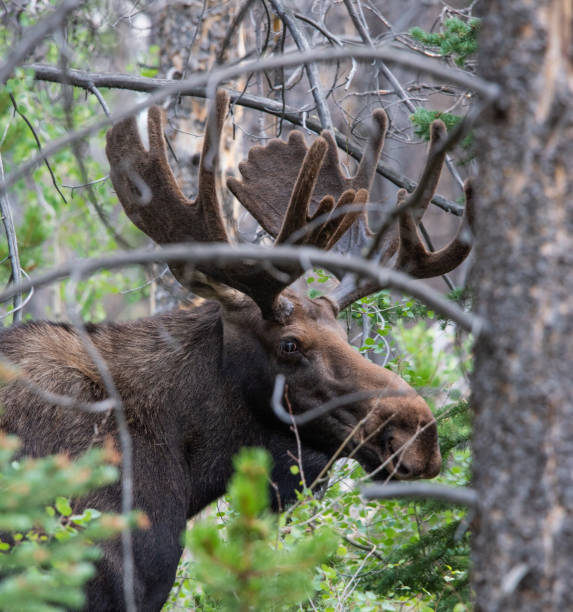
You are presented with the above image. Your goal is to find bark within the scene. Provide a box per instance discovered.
[472,1,573,610]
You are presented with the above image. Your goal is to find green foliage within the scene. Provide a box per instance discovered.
[410,18,480,66]
[361,520,470,611]
[177,448,337,611]
[409,108,475,153]
[0,433,136,612]
[306,269,335,299]
[346,290,434,359]
[0,11,146,323]
[351,315,472,610]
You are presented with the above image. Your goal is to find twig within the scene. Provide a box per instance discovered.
[272,374,410,426]
[216,0,257,64]
[342,534,385,561]
[9,93,67,204]
[339,543,378,607]
[88,84,111,117]
[283,393,308,491]
[181,0,208,78]
[501,563,530,597]
[267,0,333,131]
[62,175,109,195]
[0,151,22,322]
[360,482,478,507]
[65,269,136,612]
[0,269,33,321]
[57,42,135,608]
[294,12,343,46]
[0,355,117,412]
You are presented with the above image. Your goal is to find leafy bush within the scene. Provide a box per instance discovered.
[167,448,337,610]
[0,434,136,612]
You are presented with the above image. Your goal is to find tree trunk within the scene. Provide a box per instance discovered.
[472,2,573,610]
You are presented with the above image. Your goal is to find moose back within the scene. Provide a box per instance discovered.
[0,92,472,611]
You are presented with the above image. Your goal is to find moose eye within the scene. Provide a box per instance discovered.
[279,339,299,354]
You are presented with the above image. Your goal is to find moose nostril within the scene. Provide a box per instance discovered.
[395,462,412,478]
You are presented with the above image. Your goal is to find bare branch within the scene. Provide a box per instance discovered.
[216,0,257,65]
[0,355,117,412]
[361,482,478,507]
[26,64,464,215]
[205,44,499,104]
[272,373,411,426]
[267,0,333,131]
[0,152,22,322]
[9,93,67,204]
[88,84,111,117]
[0,242,487,334]
[65,270,136,612]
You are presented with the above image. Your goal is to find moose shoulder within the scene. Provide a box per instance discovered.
[0,91,472,611]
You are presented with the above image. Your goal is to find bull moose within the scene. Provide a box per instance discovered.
[0,91,473,610]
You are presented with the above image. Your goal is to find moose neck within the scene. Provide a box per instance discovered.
[95,302,327,515]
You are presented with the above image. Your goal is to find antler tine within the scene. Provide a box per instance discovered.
[321,188,369,250]
[227,109,389,247]
[396,178,475,278]
[194,91,231,243]
[330,179,475,312]
[226,132,308,238]
[274,138,367,252]
[364,119,449,262]
[106,91,230,289]
[407,119,449,225]
[330,119,475,312]
[388,118,472,278]
[275,137,329,243]
[350,109,389,192]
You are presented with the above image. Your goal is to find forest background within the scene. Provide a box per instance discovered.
[1,1,571,611]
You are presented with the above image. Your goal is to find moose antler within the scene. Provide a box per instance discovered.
[107,92,473,320]
[106,92,370,320]
[329,119,475,310]
[228,107,474,311]
[227,110,388,247]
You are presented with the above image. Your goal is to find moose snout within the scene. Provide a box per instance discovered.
[387,418,442,480]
